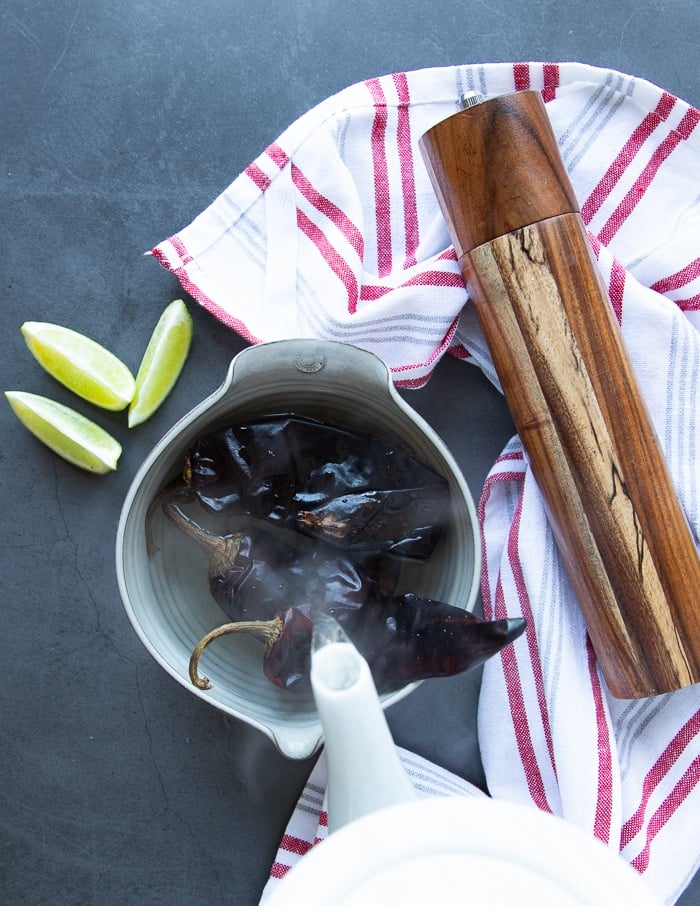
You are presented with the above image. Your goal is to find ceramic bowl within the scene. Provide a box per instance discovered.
[115,339,480,759]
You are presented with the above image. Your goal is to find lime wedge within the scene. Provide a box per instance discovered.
[128,299,193,428]
[5,391,122,473]
[21,321,135,411]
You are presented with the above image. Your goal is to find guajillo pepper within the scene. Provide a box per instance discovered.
[189,597,526,693]
[183,414,450,559]
[190,604,315,692]
[162,499,401,623]
[339,594,525,688]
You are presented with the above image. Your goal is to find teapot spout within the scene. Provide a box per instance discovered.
[311,623,417,834]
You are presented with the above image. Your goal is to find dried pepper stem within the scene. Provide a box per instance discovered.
[189,617,282,689]
[162,498,243,581]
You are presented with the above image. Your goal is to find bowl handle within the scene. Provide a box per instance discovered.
[218,339,399,403]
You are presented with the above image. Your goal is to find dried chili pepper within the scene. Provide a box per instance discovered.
[183,415,450,559]
[189,596,526,693]
[163,499,401,623]
[153,416,524,697]
[189,605,315,692]
[339,594,526,688]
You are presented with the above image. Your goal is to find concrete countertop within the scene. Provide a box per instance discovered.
[1,1,698,903]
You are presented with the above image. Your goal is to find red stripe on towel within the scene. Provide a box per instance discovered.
[675,292,700,311]
[277,833,314,857]
[586,636,615,844]
[495,578,553,813]
[296,209,359,312]
[366,77,393,277]
[608,255,626,324]
[245,161,272,192]
[291,163,364,256]
[508,491,557,782]
[580,93,677,226]
[597,129,687,245]
[360,269,465,301]
[621,709,700,860]
[541,62,560,102]
[266,142,290,168]
[631,753,700,873]
[392,71,419,269]
[479,468,554,814]
[651,258,700,295]
[514,63,531,91]
[588,100,699,246]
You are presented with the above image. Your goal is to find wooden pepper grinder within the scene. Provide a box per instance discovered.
[420,90,700,699]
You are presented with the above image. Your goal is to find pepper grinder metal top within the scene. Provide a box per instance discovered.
[420,90,700,699]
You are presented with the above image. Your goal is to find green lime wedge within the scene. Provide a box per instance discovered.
[5,391,122,474]
[128,299,193,428]
[21,321,136,411]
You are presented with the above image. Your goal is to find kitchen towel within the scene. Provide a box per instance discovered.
[152,62,700,905]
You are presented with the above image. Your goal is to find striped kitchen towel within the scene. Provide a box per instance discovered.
[152,62,700,905]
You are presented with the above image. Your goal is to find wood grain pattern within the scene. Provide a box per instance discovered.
[420,90,579,254]
[420,91,700,698]
[465,218,700,697]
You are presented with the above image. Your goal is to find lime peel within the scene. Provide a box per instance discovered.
[128,299,193,428]
[21,321,135,411]
[5,391,122,474]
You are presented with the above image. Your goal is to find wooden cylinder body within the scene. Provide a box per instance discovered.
[420,92,700,698]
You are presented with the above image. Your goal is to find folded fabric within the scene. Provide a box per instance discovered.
[153,61,700,905]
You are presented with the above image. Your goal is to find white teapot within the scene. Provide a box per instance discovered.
[264,625,660,905]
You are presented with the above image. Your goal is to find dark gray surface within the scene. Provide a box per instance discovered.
[1,1,698,903]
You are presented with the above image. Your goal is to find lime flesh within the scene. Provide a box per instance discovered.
[21,321,135,411]
[5,391,122,473]
[128,299,193,428]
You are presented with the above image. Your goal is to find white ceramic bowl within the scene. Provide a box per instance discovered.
[115,340,480,759]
